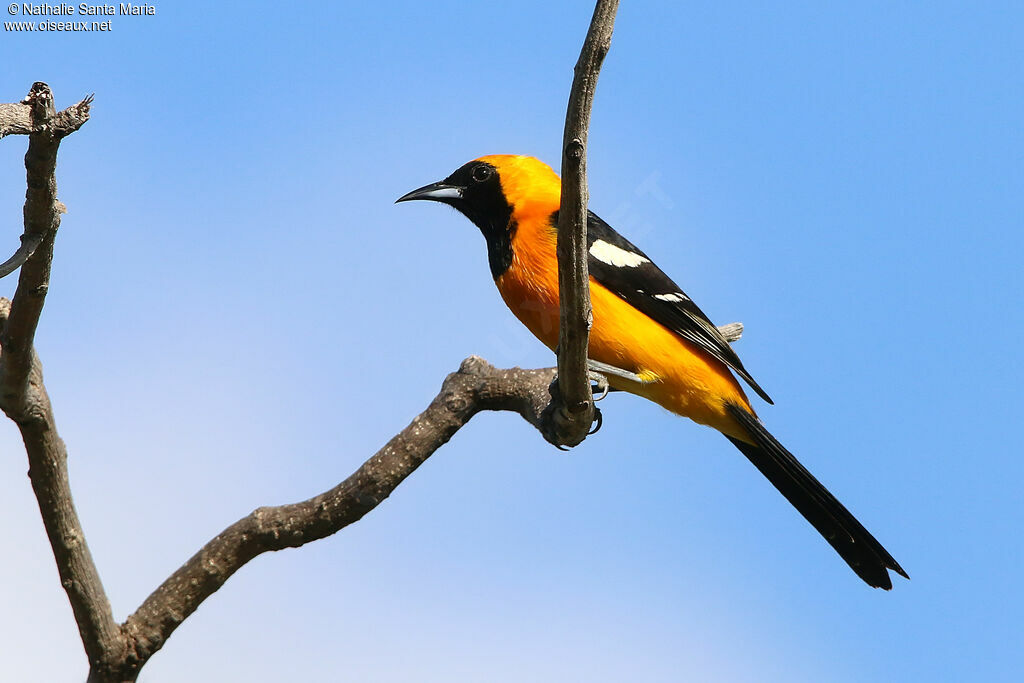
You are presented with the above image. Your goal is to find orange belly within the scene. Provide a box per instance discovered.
[496,267,754,441]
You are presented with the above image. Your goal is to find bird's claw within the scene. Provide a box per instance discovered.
[589,370,610,401]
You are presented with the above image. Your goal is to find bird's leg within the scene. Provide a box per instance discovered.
[586,359,653,389]
[588,369,611,401]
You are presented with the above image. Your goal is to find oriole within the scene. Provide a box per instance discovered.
[398,154,907,589]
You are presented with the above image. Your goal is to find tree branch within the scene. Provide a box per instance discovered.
[118,326,744,677]
[553,0,620,447]
[0,83,92,404]
[0,83,92,140]
[0,85,91,283]
[0,299,124,676]
[0,83,118,678]
[117,357,559,675]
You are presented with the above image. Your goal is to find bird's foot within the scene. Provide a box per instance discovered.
[586,360,654,392]
[589,369,611,401]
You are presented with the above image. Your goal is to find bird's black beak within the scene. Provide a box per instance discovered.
[395,181,464,205]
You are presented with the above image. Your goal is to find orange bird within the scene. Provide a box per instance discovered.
[398,154,907,589]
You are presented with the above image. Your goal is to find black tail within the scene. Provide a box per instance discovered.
[725,403,908,589]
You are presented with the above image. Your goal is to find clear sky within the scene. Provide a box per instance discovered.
[1,1,1021,681]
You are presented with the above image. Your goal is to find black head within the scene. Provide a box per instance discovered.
[397,159,516,277]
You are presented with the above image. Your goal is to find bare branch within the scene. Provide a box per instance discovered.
[118,357,559,674]
[0,102,33,138]
[554,0,620,447]
[119,325,743,676]
[0,233,45,279]
[0,85,90,285]
[0,83,91,405]
[0,84,117,675]
[0,299,123,675]
[0,84,92,140]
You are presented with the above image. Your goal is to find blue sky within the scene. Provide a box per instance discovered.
[1,1,1021,680]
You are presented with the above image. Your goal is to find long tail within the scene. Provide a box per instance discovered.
[724,402,908,589]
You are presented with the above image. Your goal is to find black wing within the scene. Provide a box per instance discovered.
[558,210,773,404]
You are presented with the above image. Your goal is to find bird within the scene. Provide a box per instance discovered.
[397,154,907,589]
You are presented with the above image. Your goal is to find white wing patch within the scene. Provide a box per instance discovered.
[653,292,688,303]
[589,239,650,268]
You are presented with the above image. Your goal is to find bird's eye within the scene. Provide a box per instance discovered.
[471,165,493,183]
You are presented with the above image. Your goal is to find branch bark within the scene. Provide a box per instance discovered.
[0,85,122,675]
[0,301,125,677]
[553,0,620,447]
[0,84,91,282]
[118,357,559,673]
[0,84,91,141]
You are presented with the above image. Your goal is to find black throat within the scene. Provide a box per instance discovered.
[443,161,517,279]
[454,202,515,279]
[482,214,516,279]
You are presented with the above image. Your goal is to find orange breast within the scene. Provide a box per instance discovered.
[496,222,753,441]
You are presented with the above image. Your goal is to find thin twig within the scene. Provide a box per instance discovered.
[0,233,45,279]
[554,0,620,447]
